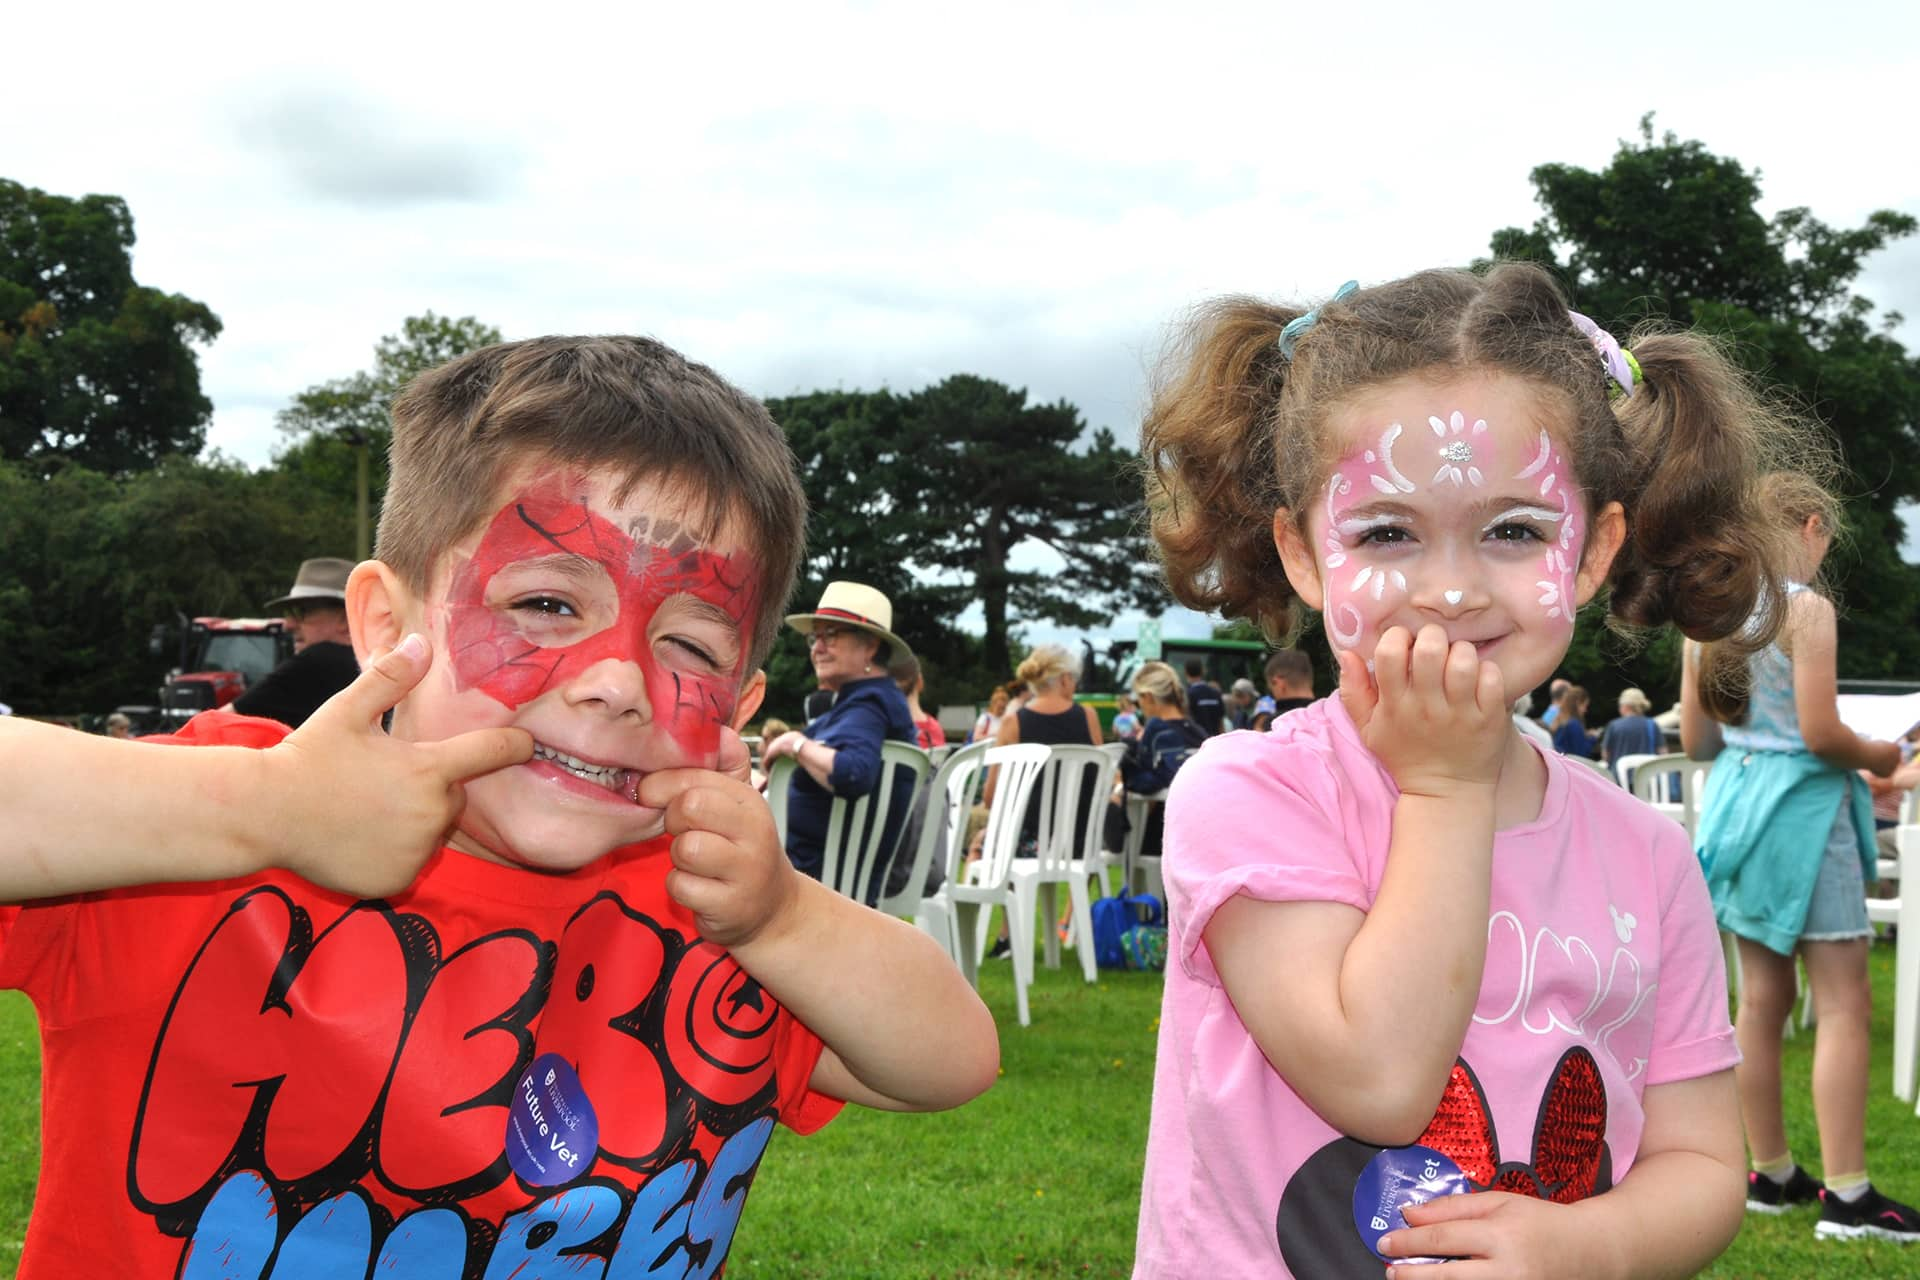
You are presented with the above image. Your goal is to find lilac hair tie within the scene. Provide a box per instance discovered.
[1568,310,1638,398]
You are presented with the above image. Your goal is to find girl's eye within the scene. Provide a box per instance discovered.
[1487,523,1547,544]
[1357,526,1412,546]
[511,595,578,617]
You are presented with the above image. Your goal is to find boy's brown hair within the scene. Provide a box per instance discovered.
[378,335,807,667]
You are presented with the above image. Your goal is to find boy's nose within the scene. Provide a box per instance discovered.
[562,656,652,721]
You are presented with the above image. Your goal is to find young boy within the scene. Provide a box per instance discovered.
[0,335,999,1276]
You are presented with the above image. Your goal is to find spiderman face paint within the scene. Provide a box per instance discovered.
[396,469,765,873]
[443,484,759,759]
[1302,375,1589,699]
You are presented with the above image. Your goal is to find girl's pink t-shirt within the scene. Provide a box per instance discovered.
[1135,696,1736,1278]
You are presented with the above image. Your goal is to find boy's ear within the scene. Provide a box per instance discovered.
[1574,501,1628,607]
[1273,508,1325,611]
[346,561,419,665]
[730,670,768,730]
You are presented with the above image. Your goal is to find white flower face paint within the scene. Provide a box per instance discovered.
[1306,376,1590,699]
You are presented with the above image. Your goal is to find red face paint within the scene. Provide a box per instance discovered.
[441,476,760,762]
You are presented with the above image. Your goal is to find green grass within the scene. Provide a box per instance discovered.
[3,940,1917,1277]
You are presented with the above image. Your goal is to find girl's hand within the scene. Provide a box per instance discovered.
[1336,625,1507,799]
[643,768,801,950]
[1865,738,1902,779]
[1380,1191,1580,1278]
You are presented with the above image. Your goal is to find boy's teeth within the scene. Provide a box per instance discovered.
[533,742,621,789]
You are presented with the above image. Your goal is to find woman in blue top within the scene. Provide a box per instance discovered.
[1549,684,1597,756]
[1683,472,1917,1240]
[762,582,917,896]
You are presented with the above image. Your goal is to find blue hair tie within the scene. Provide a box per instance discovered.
[1277,280,1358,359]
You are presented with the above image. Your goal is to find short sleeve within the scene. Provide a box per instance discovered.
[1643,828,1739,1086]
[1163,730,1374,989]
[770,1009,844,1135]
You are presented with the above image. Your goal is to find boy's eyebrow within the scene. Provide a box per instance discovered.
[668,596,746,636]
[502,552,608,584]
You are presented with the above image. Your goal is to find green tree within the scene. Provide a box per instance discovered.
[0,455,347,714]
[273,312,502,558]
[1488,118,1920,710]
[766,377,1159,717]
[0,180,222,472]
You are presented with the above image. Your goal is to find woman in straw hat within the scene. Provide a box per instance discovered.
[762,582,918,900]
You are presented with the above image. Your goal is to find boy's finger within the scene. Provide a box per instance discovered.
[714,728,753,785]
[664,865,727,918]
[313,633,429,730]
[429,727,534,783]
[643,770,768,841]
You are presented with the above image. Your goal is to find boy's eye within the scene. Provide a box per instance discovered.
[666,635,720,668]
[1487,523,1547,544]
[511,595,579,617]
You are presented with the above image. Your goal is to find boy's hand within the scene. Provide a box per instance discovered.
[265,633,532,898]
[715,726,753,786]
[1337,625,1507,799]
[1380,1190,1580,1278]
[642,768,800,950]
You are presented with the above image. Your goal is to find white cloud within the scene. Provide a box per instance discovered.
[7,0,1918,602]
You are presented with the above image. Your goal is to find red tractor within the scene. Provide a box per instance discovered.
[117,615,294,732]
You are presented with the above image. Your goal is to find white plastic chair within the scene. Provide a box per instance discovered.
[942,744,1050,1025]
[882,740,990,946]
[1613,752,1659,790]
[1880,822,1920,1102]
[767,740,931,906]
[1631,754,1713,839]
[1123,789,1169,902]
[1002,744,1118,986]
[1086,742,1129,898]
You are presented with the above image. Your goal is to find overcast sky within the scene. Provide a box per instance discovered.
[8,1,1917,650]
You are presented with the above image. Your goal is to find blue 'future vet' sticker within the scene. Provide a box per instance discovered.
[506,1053,601,1186]
[1351,1144,1469,1263]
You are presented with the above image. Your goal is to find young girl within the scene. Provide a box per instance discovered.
[1683,474,1919,1240]
[1133,265,1808,1277]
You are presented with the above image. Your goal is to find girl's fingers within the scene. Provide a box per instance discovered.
[1373,627,1412,706]
[1442,639,1480,707]
[1334,647,1379,729]
[1407,625,1451,701]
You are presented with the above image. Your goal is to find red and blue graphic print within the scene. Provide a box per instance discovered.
[94,873,822,1279]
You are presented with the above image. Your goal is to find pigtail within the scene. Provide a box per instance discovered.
[1143,299,1305,641]
[1606,330,1837,716]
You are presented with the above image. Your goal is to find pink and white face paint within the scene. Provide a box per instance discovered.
[1304,378,1587,694]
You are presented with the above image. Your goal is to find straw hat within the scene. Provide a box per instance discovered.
[785,581,911,662]
[264,558,354,612]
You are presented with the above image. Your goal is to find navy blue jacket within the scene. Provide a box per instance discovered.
[784,675,918,888]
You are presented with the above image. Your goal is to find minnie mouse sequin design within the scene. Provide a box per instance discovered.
[1275,1047,1612,1275]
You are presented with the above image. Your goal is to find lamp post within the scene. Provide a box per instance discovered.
[340,428,370,562]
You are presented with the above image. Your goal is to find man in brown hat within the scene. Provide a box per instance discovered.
[231,557,363,727]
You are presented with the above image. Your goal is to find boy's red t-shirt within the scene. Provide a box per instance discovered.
[0,712,840,1277]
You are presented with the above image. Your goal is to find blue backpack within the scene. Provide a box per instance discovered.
[1091,892,1165,970]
